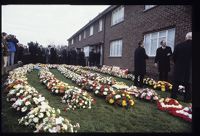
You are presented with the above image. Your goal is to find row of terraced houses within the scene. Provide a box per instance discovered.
[67,5,192,80]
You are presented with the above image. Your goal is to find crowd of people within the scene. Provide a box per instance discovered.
[2,32,101,69]
[134,32,192,103]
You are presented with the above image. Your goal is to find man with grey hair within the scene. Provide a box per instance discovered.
[171,32,192,103]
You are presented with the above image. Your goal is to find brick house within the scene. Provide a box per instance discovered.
[67,5,192,80]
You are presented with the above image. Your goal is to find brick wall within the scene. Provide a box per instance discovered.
[68,5,192,82]
[103,5,192,82]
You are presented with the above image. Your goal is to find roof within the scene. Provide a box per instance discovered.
[67,5,118,41]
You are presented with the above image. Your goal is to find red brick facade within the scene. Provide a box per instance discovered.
[68,5,192,81]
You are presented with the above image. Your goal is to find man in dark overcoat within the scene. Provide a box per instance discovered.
[79,48,86,66]
[89,49,95,66]
[154,40,172,81]
[171,32,192,102]
[134,40,149,87]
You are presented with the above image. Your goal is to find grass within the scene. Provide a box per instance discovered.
[1,69,192,133]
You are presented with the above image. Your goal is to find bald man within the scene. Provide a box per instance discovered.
[171,32,192,103]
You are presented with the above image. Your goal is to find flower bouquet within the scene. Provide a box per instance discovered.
[18,103,60,128]
[126,85,140,97]
[127,74,135,81]
[96,76,116,86]
[106,90,135,108]
[51,82,70,95]
[169,105,192,122]
[153,81,173,91]
[178,85,185,93]
[143,78,156,87]
[94,85,114,97]
[62,87,95,110]
[112,82,129,90]
[157,97,183,111]
[34,116,80,133]
[137,88,159,101]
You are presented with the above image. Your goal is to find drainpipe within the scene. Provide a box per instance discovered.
[102,15,106,66]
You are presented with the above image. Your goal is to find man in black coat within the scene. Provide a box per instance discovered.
[134,40,149,87]
[17,44,24,62]
[154,40,172,81]
[171,32,192,102]
[89,49,95,66]
[79,48,86,66]
[70,47,77,65]
[50,46,57,64]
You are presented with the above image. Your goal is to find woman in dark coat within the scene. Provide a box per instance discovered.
[154,40,172,81]
[134,40,149,87]
[171,32,192,102]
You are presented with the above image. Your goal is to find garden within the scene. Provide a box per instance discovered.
[1,64,192,133]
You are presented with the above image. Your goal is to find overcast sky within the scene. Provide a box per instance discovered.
[2,5,110,47]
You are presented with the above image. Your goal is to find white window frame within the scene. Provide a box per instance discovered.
[111,6,124,26]
[144,5,156,10]
[79,34,81,41]
[144,28,175,57]
[89,25,94,36]
[71,39,74,45]
[83,30,86,39]
[98,19,103,32]
[110,39,123,57]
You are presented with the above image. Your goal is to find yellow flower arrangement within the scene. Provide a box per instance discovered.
[122,100,127,107]
[129,100,134,106]
[109,99,114,104]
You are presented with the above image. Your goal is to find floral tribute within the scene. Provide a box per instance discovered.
[157,97,183,112]
[153,81,173,91]
[18,103,80,132]
[4,64,80,133]
[112,82,129,90]
[105,90,135,108]
[126,86,159,101]
[61,87,95,110]
[94,85,114,97]
[66,65,116,86]
[169,105,192,122]
[39,68,70,95]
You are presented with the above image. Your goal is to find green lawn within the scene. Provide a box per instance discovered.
[1,69,192,133]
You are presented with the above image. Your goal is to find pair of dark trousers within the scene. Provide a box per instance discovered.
[134,74,144,87]
[171,81,192,102]
[159,71,168,81]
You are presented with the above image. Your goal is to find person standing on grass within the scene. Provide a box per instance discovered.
[79,48,86,66]
[17,44,24,63]
[6,35,17,66]
[134,40,149,87]
[2,32,8,67]
[89,49,95,66]
[154,40,172,81]
[46,45,51,64]
[171,32,192,103]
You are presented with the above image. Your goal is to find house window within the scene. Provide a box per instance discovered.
[98,19,103,32]
[83,30,86,39]
[110,39,122,57]
[71,39,74,45]
[89,26,94,36]
[144,5,156,10]
[79,34,81,41]
[144,28,175,57]
[111,6,124,26]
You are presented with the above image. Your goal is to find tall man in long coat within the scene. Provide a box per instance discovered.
[134,40,149,87]
[171,32,192,102]
[154,40,172,81]
[89,49,95,66]
[70,47,77,65]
